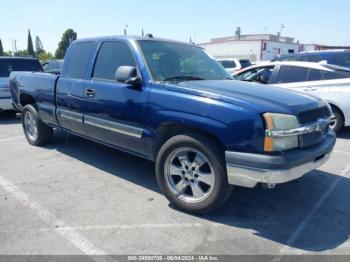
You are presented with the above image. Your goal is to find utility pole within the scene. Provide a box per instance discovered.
[9,38,17,54]
[124,25,128,36]
[279,24,285,37]
[13,40,17,54]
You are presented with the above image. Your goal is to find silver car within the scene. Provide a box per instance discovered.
[0,57,43,115]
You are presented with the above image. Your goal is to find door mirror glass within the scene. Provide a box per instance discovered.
[115,66,141,87]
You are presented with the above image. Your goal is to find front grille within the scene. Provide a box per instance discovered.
[298,106,331,125]
[298,106,331,148]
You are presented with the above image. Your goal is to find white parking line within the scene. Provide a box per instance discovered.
[272,162,350,261]
[0,136,25,143]
[0,221,277,234]
[334,150,350,157]
[0,175,114,261]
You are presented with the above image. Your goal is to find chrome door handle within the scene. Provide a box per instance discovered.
[84,88,96,98]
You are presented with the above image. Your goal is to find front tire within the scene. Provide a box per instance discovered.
[22,104,53,146]
[156,133,232,214]
[330,106,344,133]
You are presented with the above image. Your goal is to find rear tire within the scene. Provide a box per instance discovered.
[330,106,344,133]
[22,104,53,146]
[156,133,232,214]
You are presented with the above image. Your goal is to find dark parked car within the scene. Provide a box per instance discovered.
[0,57,42,115]
[42,59,64,75]
[272,50,350,68]
[9,36,335,213]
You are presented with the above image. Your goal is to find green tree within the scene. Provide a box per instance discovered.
[55,29,77,59]
[27,30,35,57]
[35,36,44,54]
[0,39,4,56]
[3,51,12,57]
[38,51,53,63]
[15,50,29,57]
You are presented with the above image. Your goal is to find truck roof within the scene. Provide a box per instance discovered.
[74,35,195,46]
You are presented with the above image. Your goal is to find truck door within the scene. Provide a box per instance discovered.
[56,41,96,135]
[83,41,150,156]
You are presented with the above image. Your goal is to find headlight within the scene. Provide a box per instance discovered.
[263,113,300,152]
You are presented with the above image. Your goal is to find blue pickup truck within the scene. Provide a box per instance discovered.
[9,36,336,213]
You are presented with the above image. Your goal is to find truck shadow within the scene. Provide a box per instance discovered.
[48,131,350,253]
[0,112,20,125]
[338,127,350,139]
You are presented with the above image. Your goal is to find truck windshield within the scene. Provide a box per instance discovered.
[0,59,42,77]
[138,40,231,82]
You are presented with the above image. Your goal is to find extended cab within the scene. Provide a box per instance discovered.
[9,36,336,213]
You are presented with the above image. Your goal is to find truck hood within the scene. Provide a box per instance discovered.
[165,80,325,115]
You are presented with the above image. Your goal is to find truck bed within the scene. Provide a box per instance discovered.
[10,71,59,124]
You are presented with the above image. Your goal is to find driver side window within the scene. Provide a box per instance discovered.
[93,41,136,81]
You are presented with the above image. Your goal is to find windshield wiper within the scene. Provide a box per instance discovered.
[163,75,206,82]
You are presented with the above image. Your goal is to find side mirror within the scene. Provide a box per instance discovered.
[115,66,141,88]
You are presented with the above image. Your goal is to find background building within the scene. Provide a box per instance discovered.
[302,44,350,52]
[199,33,302,62]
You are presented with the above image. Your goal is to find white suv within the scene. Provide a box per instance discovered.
[217,58,252,74]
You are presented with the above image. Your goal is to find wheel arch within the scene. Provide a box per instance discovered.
[19,93,36,108]
[153,122,225,160]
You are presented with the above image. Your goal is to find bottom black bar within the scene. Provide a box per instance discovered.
[0,255,349,262]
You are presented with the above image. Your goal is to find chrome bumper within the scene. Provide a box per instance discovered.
[226,153,330,188]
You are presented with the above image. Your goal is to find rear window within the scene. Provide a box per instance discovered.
[239,60,252,68]
[66,42,95,79]
[0,59,42,77]
[328,52,350,68]
[300,54,323,62]
[323,69,350,79]
[275,66,309,83]
[219,60,236,68]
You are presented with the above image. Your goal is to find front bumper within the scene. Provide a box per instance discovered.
[226,130,336,188]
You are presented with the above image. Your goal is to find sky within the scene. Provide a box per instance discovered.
[1,0,349,54]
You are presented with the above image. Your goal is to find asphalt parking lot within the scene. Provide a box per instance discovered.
[0,113,349,259]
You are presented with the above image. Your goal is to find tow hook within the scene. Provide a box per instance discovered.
[262,183,276,189]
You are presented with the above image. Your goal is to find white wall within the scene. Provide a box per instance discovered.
[262,42,301,61]
[302,44,317,52]
[199,40,302,62]
[199,41,261,62]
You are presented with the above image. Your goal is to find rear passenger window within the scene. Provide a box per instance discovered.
[93,41,136,80]
[322,71,348,80]
[66,42,95,79]
[275,66,309,83]
[308,69,323,81]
